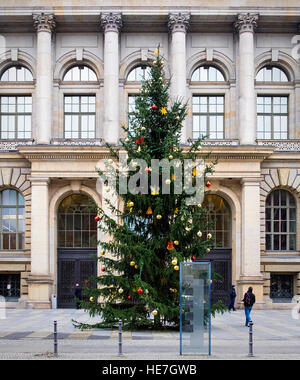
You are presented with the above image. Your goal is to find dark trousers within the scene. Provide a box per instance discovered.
[229,297,236,311]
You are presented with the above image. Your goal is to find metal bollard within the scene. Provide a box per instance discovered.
[248,321,254,357]
[54,320,58,357]
[118,320,123,356]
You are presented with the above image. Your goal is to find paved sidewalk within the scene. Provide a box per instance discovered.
[0,309,299,359]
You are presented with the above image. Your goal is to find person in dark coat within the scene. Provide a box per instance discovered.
[242,287,256,327]
[74,283,82,309]
[229,285,237,311]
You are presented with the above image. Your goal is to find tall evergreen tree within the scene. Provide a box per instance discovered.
[76,48,223,330]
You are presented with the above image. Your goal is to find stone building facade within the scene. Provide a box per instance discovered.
[0,1,299,309]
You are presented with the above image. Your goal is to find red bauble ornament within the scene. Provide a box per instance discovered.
[101,266,106,272]
[206,181,212,188]
[192,256,196,262]
[152,105,158,110]
[94,216,100,222]
[167,241,175,250]
[145,167,151,173]
[127,295,131,300]
[137,288,143,294]
[136,137,144,145]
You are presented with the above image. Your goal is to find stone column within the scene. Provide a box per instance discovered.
[240,178,264,306]
[168,13,190,144]
[101,12,122,145]
[235,13,259,145]
[27,178,52,308]
[33,13,55,145]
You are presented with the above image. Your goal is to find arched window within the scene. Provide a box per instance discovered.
[58,194,97,248]
[63,65,97,82]
[266,189,296,251]
[0,189,25,250]
[191,66,225,82]
[256,66,288,82]
[202,194,231,248]
[127,66,151,82]
[0,66,33,82]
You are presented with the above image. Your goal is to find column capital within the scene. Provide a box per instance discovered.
[33,12,56,33]
[100,12,122,33]
[168,12,190,33]
[235,13,259,34]
[240,177,262,186]
[29,177,50,186]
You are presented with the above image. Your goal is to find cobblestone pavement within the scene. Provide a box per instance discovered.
[0,309,299,359]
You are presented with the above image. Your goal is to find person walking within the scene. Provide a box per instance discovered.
[229,285,237,311]
[242,287,256,327]
[74,283,82,309]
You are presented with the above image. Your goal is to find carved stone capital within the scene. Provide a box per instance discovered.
[33,13,56,33]
[100,12,122,33]
[235,13,259,34]
[168,12,190,33]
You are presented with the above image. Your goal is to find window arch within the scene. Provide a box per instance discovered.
[202,194,231,248]
[266,189,296,251]
[63,65,98,82]
[127,66,151,82]
[0,66,33,82]
[57,194,97,248]
[256,66,289,82]
[191,65,225,82]
[0,189,25,250]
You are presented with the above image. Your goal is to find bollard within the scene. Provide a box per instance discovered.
[248,321,254,357]
[118,320,123,356]
[54,320,58,357]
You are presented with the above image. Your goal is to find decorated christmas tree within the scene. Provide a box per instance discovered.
[76,48,224,330]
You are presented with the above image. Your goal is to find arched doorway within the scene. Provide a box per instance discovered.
[202,194,232,306]
[57,194,97,308]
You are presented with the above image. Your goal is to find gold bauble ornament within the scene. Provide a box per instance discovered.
[130,261,135,267]
[207,233,212,239]
[89,297,94,302]
[153,310,158,316]
[197,231,203,237]
[174,265,180,271]
[172,258,178,266]
[169,155,173,160]
[165,179,171,185]
[174,240,179,245]
[156,214,162,220]
[134,265,139,269]
[118,288,124,294]
[100,249,105,256]
[206,248,211,253]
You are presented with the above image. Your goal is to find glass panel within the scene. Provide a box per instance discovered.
[63,66,97,81]
[180,262,211,355]
[191,66,225,82]
[0,66,33,82]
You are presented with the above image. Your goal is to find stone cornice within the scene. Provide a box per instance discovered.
[18,145,113,161]
[33,12,56,33]
[234,13,259,34]
[168,12,190,33]
[100,12,122,33]
[189,145,275,161]
[17,145,276,162]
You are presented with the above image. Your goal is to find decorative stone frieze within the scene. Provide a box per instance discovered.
[168,12,190,33]
[234,13,259,34]
[100,12,122,33]
[0,140,34,151]
[33,13,56,33]
[257,140,300,152]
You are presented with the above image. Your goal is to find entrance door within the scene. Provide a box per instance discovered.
[201,195,232,307]
[57,194,98,308]
[203,249,232,306]
[57,249,97,308]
